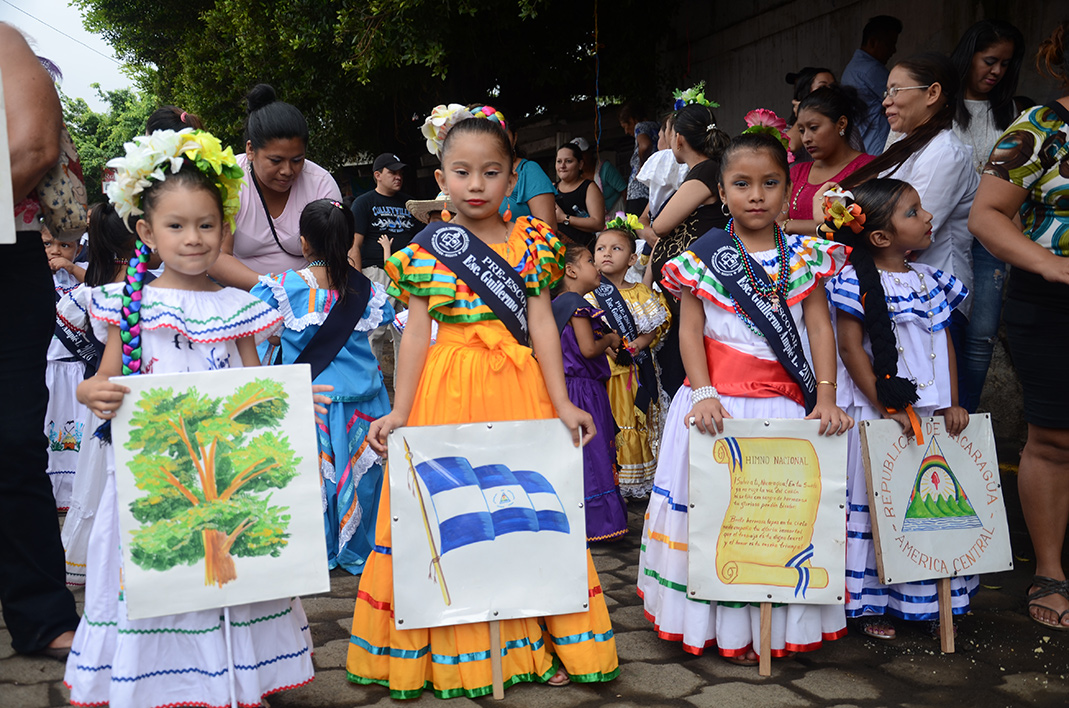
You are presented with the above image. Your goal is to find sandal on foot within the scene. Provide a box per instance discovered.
[1026,575,1069,631]
[858,616,897,640]
[723,650,759,666]
[547,668,570,686]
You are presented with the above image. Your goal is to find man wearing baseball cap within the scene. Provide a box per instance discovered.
[352,152,419,381]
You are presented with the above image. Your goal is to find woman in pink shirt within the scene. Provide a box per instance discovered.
[784,85,874,236]
[211,84,341,289]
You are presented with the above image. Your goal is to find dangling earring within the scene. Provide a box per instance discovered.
[839,128,846,137]
[721,202,731,217]
[442,208,452,222]
[502,195,513,223]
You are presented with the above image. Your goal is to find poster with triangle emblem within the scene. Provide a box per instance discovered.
[859,414,1012,585]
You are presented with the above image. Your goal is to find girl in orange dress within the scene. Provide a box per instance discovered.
[346,106,620,699]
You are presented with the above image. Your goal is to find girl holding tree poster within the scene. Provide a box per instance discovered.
[65,129,316,708]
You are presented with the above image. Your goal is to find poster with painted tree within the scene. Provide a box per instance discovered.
[112,365,329,620]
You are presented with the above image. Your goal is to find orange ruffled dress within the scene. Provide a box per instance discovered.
[345,217,620,699]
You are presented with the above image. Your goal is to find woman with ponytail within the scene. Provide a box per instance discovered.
[969,20,1069,631]
[67,129,318,707]
[647,96,731,396]
[841,54,979,376]
[825,178,974,640]
[252,199,394,574]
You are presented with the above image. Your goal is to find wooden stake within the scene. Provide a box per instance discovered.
[489,620,504,699]
[759,602,772,677]
[938,577,955,653]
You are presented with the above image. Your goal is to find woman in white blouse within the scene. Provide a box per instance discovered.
[842,53,978,359]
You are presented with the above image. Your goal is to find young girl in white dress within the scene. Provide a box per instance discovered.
[65,129,317,708]
[638,131,853,665]
[824,178,976,640]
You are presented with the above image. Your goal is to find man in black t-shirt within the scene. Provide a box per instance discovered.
[351,153,420,381]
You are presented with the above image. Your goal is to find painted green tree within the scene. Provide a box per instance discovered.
[123,379,301,588]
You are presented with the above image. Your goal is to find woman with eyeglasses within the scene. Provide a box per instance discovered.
[841,53,979,356]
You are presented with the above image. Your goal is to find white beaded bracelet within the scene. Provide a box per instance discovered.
[691,385,720,405]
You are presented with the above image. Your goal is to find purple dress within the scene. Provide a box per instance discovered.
[559,301,628,542]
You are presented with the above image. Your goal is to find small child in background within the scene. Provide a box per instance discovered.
[43,223,86,294]
[552,244,628,541]
[587,215,671,498]
[43,214,98,510]
[824,179,975,639]
[59,203,143,583]
[252,199,394,575]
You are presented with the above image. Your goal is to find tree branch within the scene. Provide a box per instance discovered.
[219,462,281,501]
[221,516,255,554]
[159,465,199,506]
[169,417,209,496]
[228,393,281,421]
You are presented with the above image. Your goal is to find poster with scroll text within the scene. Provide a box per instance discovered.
[859,414,1012,585]
[688,419,847,605]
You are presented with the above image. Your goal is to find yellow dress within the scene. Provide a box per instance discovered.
[586,283,671,497]
[346,217,619,699]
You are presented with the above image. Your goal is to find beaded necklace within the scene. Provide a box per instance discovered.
[119,239,151,376]
[726,218,791,336]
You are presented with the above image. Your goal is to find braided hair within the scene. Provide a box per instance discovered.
[119,238,151,376]
[827,178,919,411]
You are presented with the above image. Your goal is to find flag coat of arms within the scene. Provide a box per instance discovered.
[389,420,588,630]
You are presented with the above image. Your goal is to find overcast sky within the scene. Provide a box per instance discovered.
[1,0,134,111]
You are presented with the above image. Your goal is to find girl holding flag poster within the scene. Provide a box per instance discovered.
[347,105,619,698]
[638,125,853,665]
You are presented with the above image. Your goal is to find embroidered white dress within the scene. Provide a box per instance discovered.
[827,263,980,620]
[45,280,92,509]
[637,234,849,657]
[64,284,316,708]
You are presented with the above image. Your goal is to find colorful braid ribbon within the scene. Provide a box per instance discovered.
[119,239,151,376]
[604,211,643,237]
[468,104,508,130]
[741,108,794,164]
[105,129,244,232]
[672,81,719,111]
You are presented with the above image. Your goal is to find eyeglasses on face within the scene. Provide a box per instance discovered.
[882,85,932,100]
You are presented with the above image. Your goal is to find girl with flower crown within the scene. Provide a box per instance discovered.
[824,179,975,640]
[638,129,852,666]
[588,214,672,498]
[346,104,619,699]
[65,129,317,708]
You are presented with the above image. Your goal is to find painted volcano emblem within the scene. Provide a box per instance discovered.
[901,437,982,532]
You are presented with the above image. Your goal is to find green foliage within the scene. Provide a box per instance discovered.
[72,0,676,168]
[61,85,157,201]
[123,379,301,573]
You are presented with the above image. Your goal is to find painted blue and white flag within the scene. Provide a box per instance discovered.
[414,456,571,555]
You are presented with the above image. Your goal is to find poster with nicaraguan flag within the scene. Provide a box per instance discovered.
[389,419,588,630]
[688,419,848,605]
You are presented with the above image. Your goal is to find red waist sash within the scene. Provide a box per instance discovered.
[684,336,804,406]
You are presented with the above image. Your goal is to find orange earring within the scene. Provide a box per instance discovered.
[503,206,512,223]
[441,208,452,222]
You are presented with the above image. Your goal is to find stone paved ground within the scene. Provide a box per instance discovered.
[3,471,1068,708]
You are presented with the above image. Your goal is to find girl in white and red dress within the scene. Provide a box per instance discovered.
[638,130,853,665]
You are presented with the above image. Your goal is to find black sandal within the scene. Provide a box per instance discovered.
[1026,575,1069,631]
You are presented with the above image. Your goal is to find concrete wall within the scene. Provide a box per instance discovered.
[663,0,1067,136]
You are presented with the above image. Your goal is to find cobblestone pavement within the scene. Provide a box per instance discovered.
[3,475,1068,708]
